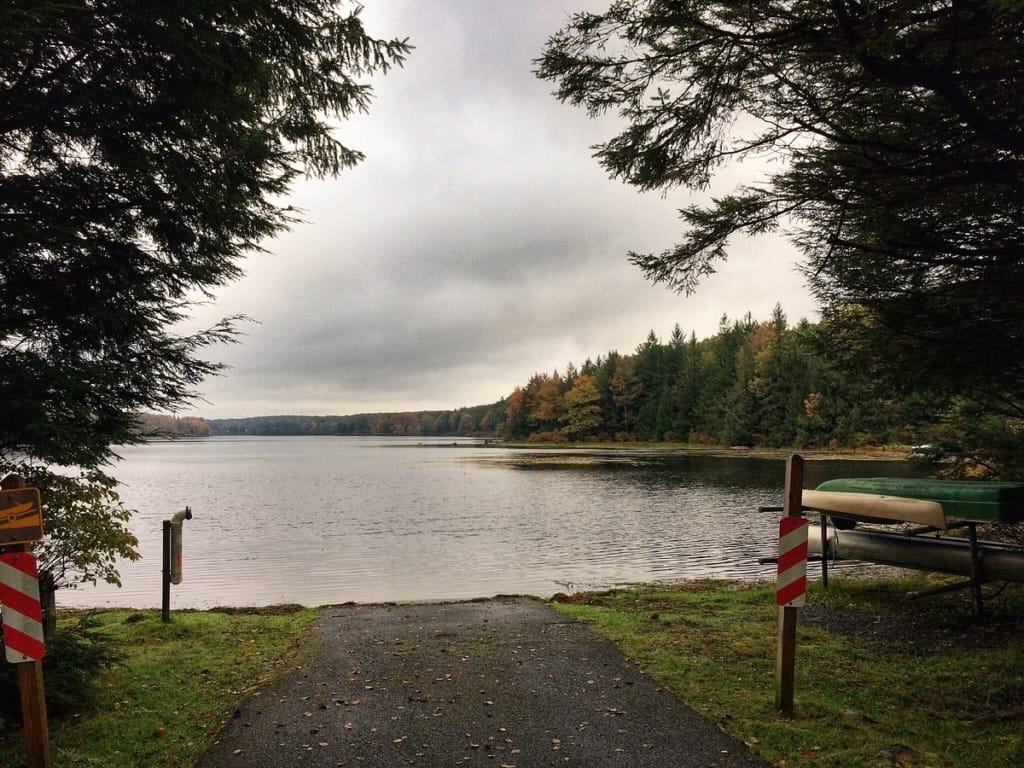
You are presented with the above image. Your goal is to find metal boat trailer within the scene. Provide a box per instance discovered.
[813,519,1024,614]
[760,476,1024,616]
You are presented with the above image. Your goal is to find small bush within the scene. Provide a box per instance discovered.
[0,612,122,726]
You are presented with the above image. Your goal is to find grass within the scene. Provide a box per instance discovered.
[1,580,1021,767]
[0,607,316,768]
[552,577,1024,767]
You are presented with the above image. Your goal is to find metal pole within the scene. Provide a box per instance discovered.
[161,520,171,623]
[967,523,983,617]
[820,514,829,589]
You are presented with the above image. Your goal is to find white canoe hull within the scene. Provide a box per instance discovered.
[802,489,947,530]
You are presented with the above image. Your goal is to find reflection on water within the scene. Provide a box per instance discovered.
[59,437,917,608]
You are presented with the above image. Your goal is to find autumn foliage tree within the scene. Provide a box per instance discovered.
[561,374,603,439]
[527,373,565,439]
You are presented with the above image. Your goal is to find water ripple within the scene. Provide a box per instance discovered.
[59,437,915,608]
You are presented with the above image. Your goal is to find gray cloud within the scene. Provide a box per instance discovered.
[188,1,816,418]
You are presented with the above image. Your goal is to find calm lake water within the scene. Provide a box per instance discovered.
[59,437,917,609]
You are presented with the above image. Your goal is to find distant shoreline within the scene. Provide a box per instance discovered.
[495,440,909,461]
[131,433,912,462]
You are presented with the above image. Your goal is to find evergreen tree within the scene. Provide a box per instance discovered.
[1,1,409,603]
[1,1,410,467]
[538,1,1024,470]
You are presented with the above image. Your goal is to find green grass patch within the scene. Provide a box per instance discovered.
[0,607,316,768]
[553,578,1024,767]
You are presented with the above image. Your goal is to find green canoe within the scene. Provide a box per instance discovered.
[814,478,1024,524]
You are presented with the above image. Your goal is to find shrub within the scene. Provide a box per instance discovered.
[0,612,122,726]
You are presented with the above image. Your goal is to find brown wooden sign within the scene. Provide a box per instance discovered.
[0,488,44,546]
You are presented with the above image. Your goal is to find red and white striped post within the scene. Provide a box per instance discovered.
[775,454,805,715]
[776,516,809,608]
[0,552,46,663]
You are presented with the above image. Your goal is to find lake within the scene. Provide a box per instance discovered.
[58,437,916,609]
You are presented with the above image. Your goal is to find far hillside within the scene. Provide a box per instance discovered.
[202,403,505,439]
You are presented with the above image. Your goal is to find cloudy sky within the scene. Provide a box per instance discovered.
[189,0,817,419]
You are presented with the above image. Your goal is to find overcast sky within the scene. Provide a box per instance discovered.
[189,0,817,419]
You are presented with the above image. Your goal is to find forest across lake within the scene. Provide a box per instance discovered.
[138,307,971,476]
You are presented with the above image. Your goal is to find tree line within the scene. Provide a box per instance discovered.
[199,405,506,439]
[183,303,948,453]
[502,305,936,448]
[136,413,212,438]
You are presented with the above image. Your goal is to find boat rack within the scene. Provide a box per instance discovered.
[759,476,1024,617]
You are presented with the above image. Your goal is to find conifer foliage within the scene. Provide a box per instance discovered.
[0,3,408,600]
[1,1,410,468]
[500,310,930,450]
[537,1,1024,456]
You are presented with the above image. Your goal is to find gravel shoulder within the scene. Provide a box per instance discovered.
[196,597,767,767]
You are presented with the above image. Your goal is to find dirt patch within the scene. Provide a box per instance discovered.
[206,603,307,615]
[799,584,1024,655]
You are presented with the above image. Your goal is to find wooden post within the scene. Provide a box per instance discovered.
[1,474,52,768]
[775,454,803,716]
[17,657,51,768]
[161,519,172,623]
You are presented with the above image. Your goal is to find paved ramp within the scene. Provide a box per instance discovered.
[196,598,765,767]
